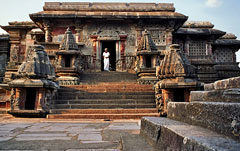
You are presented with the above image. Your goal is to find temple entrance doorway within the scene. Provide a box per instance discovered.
[25,88,36,110]
[101,41,116,71]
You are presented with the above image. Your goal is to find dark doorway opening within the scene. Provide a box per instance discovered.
[65,56,71,67]
[25,88,36,110]
[101,41,116,71]
[173,89,185,102]
[145,55,152,68]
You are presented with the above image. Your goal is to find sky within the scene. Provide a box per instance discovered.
[0,0,240,61]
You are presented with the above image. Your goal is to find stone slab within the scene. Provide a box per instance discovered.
[120,133,158,151]
[190,89,240,103]
[0,137,12,142]
[106,123,140,130]
[78,133,102,141]
[15,136,72,141]
[66,149,119,151]
[141,117,240,151]
[167,102,240,141]
[17,133,67,137]
[204,76,240,90]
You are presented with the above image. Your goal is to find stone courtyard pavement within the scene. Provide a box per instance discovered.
[0,116,152,151]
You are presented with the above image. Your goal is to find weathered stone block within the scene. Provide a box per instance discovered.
[190,89,240,103]
[213,76,240,90]
[141,117,240,151]
[168,102,240,141]
[204,83,214,91]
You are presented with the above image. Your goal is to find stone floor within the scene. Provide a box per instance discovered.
[0,115,149,151]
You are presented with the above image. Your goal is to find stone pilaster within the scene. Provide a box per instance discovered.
[90,35,98,70]
[119,35,127,71]
[161,89,174,114]
[14,88,21,110]
[44,24,52,42]
[75,27,83,43]
[166,30,173,47]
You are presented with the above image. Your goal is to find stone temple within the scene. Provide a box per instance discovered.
[0,2,240,149]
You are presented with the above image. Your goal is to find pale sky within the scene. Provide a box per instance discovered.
[0,0,240,61]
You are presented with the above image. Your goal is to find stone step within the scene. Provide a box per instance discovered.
[57,93,154,100]
[50,108,159,114]
[54,104,156,109]
[54,99,154,105]
[141,117,240,151]
[47,113,159,119]
[58,89,153,93]
[60,84,153,89]
[167,102,240,141]
[120,134,159,151]
[190,89,240,103]
[0,108,7,114]
[58,91,154,95]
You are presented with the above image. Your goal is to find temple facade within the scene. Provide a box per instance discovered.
[0,2,240,116]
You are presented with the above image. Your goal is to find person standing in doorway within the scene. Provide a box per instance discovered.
[103,48,110,71]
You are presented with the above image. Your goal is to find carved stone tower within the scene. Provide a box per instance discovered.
[55,27,84,85]
[136,29,161,84]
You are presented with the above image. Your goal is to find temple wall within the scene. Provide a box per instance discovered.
[0,34,9,82]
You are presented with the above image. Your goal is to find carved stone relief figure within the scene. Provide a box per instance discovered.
[10,45,19,63]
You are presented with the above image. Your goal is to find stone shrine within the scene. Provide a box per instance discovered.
[55,27,84,85]
[7,45,58,116]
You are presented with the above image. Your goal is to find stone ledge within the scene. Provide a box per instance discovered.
[141,117,240,151]
[190,89,240,103]
[167,102,240,141]
[204,76,240,91]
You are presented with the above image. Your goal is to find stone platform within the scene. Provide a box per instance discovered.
[141,117,240,151]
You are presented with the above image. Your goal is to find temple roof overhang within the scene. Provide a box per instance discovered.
[213,39,240,47]
[1,21,37,34]
[213,33,240,47]
[29,2,188,24]
[175,28,226,36]
[1,21,37,30]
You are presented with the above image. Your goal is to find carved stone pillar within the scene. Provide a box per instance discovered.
[161,89,174,114]
[140,56,145,68]
[136,27,143,43]
[75,27,83,43]
[206,42,213,55]
[37,88,44,111]
[119,35,127,71]
[166,31,173,47]
[90,35,98,70]
[184,36,190,55]
[10,44,20,63]
[14,88,21,110]
[44,26,52,42]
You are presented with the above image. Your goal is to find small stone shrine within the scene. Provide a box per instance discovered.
[136,29,161,84]
[55,27,83,85]
[8,45,58,117]
[155,44,201,115]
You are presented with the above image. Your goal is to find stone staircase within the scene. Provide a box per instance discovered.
[140,76,240,150]
[48,72,159,119]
